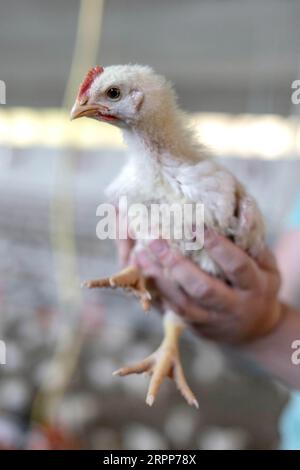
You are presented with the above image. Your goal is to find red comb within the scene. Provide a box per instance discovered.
[79,66,104,98]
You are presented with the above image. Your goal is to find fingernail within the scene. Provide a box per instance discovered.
[149,239,168,256]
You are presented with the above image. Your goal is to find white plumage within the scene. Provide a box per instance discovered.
[71,64,265,408]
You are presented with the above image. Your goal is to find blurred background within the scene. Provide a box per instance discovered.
[0,0,300,450]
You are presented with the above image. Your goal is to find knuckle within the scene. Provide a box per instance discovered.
[184,276,202,297]
[258,271,280,297]
[197,284,215,301]
[160,249,182,268]
[188,281,216,303]
[229,261,249,278]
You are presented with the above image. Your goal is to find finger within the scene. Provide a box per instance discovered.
[116,238,135,267]
[256,246,278,273]
[157,278,210,324]
[137,250,211,322]
[137,252,214,325]
[135,249,163,277]
[148,239,237,311]
[204,228,260,289]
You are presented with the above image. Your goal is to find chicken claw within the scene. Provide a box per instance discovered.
[113,313,199,408]
[82,265,151,311]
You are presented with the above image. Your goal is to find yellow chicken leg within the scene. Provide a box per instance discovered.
[82,265,152,311]
[113,311,199,408]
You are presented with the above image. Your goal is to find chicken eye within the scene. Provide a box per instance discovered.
[106,87,121,101]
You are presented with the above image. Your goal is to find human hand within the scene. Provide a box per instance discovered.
[135,229,283,344]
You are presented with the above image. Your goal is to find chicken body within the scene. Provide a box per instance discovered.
[71,64,265,407]
[107,143,264,275]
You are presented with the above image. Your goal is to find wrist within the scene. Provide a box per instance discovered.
[244,300,285,342]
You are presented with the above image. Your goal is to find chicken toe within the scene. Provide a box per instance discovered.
[82,265,151,311]
[113,312,199,408]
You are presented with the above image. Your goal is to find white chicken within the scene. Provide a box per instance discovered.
[71,64,265,408]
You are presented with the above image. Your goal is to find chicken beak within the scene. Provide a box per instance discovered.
[70,102,100,121]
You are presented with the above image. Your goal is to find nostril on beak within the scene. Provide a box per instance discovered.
[79,95,89,106]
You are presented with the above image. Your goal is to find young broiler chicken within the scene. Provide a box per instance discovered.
[71,64,264,408]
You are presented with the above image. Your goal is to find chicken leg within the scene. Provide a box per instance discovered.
[82,265,152,311]
[113,311,199,408]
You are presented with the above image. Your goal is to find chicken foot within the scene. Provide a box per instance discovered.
[113,311,199,408]
[82,265,152,311]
